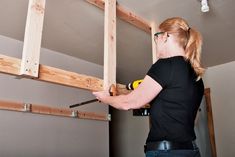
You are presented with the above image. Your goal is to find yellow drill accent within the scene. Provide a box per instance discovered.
[126,79,143,90]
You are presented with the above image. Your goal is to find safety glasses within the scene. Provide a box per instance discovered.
[154,32,165,37]
[154,32,169,44]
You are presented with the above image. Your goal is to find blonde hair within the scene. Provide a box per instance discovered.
[159,17,205,78]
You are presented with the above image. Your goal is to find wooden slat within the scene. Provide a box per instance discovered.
[0,100,109,121]
[20,0,46,77]
[78,111,108,121]
[151,22,157,63]
[204,88,210,95]
[103,0,116,89]
[0,54,103,91]
[204,88,217,157]
[0,100,24,112]
[0,54,129,94]
[0,54,20,75]
[31,104,72,117]
[39,64,103,91]
[86,0,151,34]
[116,4,151,34]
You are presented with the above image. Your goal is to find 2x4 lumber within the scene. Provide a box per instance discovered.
[39,65,103,91]
[0,100,109,121]
[103,0,117,89]
[151,22,157,63]
[86,0,151,34]
[20,0,46,78]
[204,88,217,157]
[0,54,129,94]
[0,54,20,75]
[0,54,103,91]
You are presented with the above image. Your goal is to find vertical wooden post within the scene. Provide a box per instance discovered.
[151,22,157,64]
[20,0,46,78]
[204,89,217,157]
[103,0,116,89]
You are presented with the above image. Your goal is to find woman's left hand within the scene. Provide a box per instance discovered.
[92,90,110,104]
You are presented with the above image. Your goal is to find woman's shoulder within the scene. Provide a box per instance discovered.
[154,56,184,66]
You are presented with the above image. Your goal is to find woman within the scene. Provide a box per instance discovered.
[93,17,204,157]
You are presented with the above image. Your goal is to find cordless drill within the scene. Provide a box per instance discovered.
[127,79,150,115]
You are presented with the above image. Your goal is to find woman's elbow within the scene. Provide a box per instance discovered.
[121,100,142,111]
[116,95,144,110]
[118,103,132,111]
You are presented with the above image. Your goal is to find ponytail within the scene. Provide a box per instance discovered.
[185,28,205,79]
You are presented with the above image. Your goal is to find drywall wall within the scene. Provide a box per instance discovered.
[0,35,109,157]
[203,61,235,157]
[110,109,149,157]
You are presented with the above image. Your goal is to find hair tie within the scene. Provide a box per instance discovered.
[188,27,191,32]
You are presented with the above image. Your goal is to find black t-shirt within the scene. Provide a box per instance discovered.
[146,56,204,143]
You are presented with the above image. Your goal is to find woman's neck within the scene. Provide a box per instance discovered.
[157,44,185,59]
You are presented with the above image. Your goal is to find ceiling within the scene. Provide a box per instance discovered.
[0,0,235,84]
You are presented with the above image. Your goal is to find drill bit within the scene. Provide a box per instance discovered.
[69,84,117,108]
[69,99,99,108]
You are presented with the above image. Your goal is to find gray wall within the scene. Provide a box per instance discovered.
[110,110,149,157]
[0,35,109,157]
[204,61,235,157]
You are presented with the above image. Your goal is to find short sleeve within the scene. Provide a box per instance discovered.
[147,59,172,88]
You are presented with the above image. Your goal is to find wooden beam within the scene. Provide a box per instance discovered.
[20,0,46,78]
[86,0,151,34]
[151,22,157,63]
[116,4,151,34]
[0,54,131,94]
[0,54,20,75]
[0,54,103,91]
[0,100,110,121]
[0,100,24,112]
[103,0,116,89]
[39,64,103,91]
[204,88,217,157]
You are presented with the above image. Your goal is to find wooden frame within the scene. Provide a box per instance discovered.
[0,0,155,93]
[0,0,155,121]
